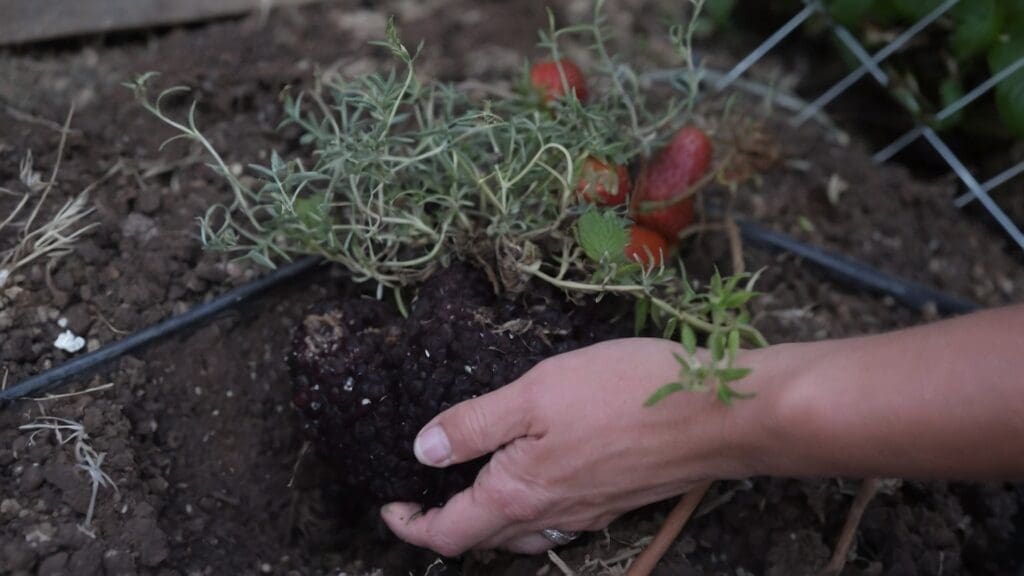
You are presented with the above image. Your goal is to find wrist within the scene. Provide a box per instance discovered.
[722,341,831,479]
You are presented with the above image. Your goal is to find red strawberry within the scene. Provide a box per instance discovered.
[530,59,588,103]
[576,157,630,206]
[624,226,669,269]
[630,127,712,240]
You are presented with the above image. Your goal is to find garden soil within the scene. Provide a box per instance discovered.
[1,1,1021,575]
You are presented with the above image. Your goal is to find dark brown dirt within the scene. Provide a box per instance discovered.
[1,1,1021,575]
[289,264,633,509]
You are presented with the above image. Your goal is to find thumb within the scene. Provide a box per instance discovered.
[414,379,534,468]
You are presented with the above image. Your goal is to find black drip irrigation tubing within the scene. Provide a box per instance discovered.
[1,226,981,406]
[736,220,980,315]
[0,256,322,406]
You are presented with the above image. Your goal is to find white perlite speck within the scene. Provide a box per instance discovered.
[54,330,85,353]
[0,269,9,287]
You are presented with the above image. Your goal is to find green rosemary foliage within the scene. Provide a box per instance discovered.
[127,0,766,404]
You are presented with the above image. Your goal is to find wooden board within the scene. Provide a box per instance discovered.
[0,0,322,46]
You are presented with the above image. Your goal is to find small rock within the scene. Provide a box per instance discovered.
[35,306,58,324]
[194,262,227,283]
[44,463,92,514]
[997,275,1014,296]
[121,213,158,243]
[25,522,56,546]
[63,302,92,334]
[20,463,44,491]
[103,549,136,576]
[2,540,37,571]
[1,498,21,516]
[54,329,86,353]
[126,516,169,567]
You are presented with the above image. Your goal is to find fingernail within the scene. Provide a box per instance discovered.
[414,425,451,466]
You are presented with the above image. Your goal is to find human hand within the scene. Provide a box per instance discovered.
[381,337,767,556]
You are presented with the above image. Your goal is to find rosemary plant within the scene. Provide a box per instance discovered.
[126,0,766,403]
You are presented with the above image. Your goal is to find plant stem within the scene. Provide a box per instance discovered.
[521,263,766,346]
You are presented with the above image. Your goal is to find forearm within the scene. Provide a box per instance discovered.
[741,305,1024,481]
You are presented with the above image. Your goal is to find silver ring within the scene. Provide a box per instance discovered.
[541,529,581,546]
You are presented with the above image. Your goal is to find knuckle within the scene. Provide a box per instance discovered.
[428,533,465,558]
[485,477,546,523]
[454,402,492,452]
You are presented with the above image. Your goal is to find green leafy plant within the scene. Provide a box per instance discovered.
[127,0,766,404]
[713,0,1024,138]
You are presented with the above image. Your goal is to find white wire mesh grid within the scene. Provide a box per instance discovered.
[710,0,1024,254]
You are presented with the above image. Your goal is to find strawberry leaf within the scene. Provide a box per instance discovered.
[952,0,1002,60]
[989,34,1024,137]
[576,210,629,264]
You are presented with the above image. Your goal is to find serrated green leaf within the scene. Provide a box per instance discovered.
[576,210,630,265]
[645,382,685,406]
[682,323,697,354]
[989,34,1024,137]
[634,298,651,335]
[952,0,1002,60]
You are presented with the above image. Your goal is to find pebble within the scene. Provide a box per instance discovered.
[1,498,21,516]
[121,212,159,243]
[63,302,92,334]
[20,463,44,491]
[25,522,56,546]
[103,549,136,576]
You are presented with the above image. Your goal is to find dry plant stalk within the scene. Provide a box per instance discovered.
[0,106,104,288]
[19,414,118,537]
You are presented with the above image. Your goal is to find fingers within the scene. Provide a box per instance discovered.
[381,481,511,557]
[414,377,537,467]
